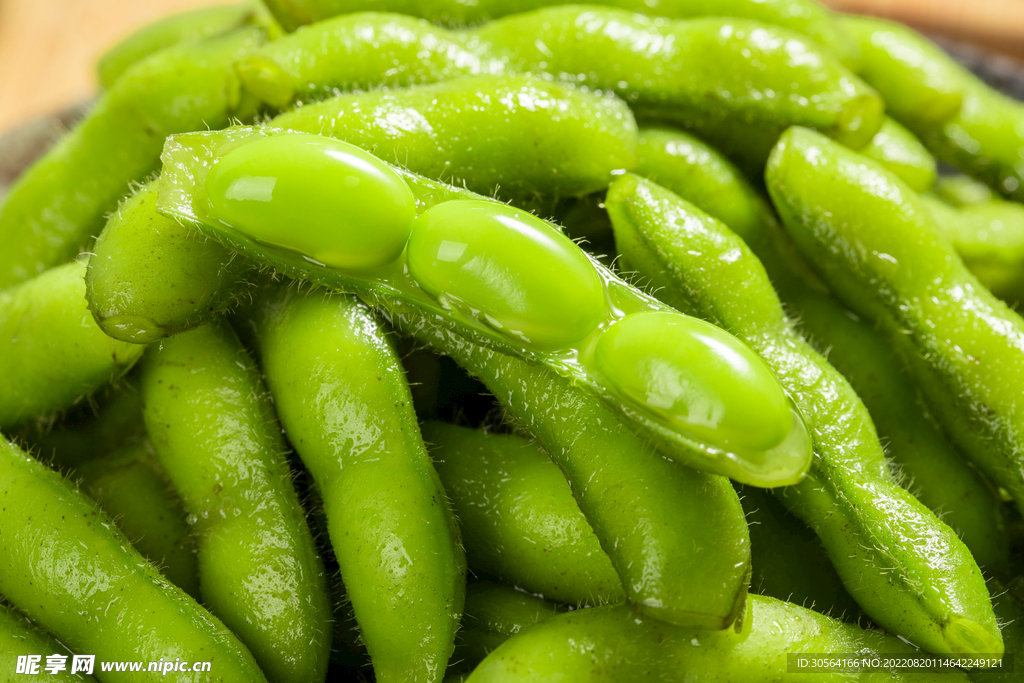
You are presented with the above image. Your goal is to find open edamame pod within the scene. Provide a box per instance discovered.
[607,173,1000,657]
[767,126,1024,531]
[259,0,860,69]
[157,126,811,488]
[0,603,96,682]
[0,261,144,431]
[0,438,269,682]
[140,320,332,683]
[237,7,881,154]
[86,75,639,343]
[423,422,624,606]
[243,283,465,683]
[466,593,971,682]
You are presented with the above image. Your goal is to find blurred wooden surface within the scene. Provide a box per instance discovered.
[0,0,216,134]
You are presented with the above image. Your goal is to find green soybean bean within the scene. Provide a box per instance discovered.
[74,439,199,599]
[0,438,268,682]
[466,593,970,682]
[0,261,144,430]
[422,422,623,606]
[844,15,1024,200]
[243,283,464,683]
[237,8,881,151]
[858,117,937,193]
[98,2,266,88]
[633,124,1010,573]
[607,173,1000,656]
[452,582,564,673]
[140,320,331,683]
[393,318,753,630]
[0,603,96,682]
[158,126,811,487]
[767,126,1024,524]
[87,75,638,343]
[0,27,266,288]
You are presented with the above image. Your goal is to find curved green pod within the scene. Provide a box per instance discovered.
[97,2,265,88]
[86,74,638,343]
[139,320,331,683]
[858,117,936,193]
[423,422,623,606]
[452,582,564,673]
[158,126,812,488]
[237,8,881,151]
[972,580,1024,682]
[0,603,96,682]
[633,124,1010,574]
[260,0,859,68]
[935,175,996,207]
[0,261,144,430]
[466,594,971,682]
[0,438,268,682]
[75,439,199,599]
[767,126,1024,526]
[844,15,1024,200]
[607,173,1000,656]
[244,283,464,683]
[0,27,266,289]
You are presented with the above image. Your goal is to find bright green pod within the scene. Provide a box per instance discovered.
[0,261,144,430]
[935,175,995,207]
[422,422,623,606]
[97,2,266,88]
[140,320,332,683]
[467,594,970,682]
[0,28,266,288]
[87,75,637,343]
[243,283,464,683]
[633,123,1010,573]
[452,582,564,674]
[0,438,268,682]
[607,172,1001,656]
[260,0,860,69]
[767,127,1024,554]
[858,117,937,193]
[238,8,881,151]
[972,580,1024,683]
[0,603,97,682]
[75,439,199,599]
[159,126,811,488]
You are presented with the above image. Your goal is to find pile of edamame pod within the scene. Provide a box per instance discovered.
[4,0,1024,680]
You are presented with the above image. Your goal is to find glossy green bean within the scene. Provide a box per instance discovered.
[607,172,999,656]
[0,438,268,682]
[767,126,1024,526]
[0,261,144,430]
[858,117,936,193]
[243,283,464,683]
[422,422,624,606]
[0,603,96,682]
[237,7,881,153]
[140,320,331,683]
[466,594,970,682]
[0,27,266,288]
[86,75,638,343]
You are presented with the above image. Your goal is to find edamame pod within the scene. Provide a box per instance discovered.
[844,15,1024,200]
[97,2,265,88]
[607,173,1000,656]
[935,175,996,207]
[0,261,144,430]
[75,439,199,599]
[0,603,96,682]
[423,422,623,606]
[243,283,464,683]
[140,320,332,683]
[238,8,881,151]
[0,27,266,288]
[452,582,564,673]
[467,594,970,682]
[858,117,937,193]
[259,0,859,70]
[157,126,811,487]
[767,126,1024,524]
[972,580,1024,682]
[0,438,268,682]
[87,75,637,343]
[633,124,1009,572]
